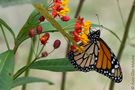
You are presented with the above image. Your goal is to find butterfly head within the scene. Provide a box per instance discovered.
[88,30,100,43]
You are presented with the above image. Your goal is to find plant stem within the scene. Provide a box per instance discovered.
[74,0,85,18]
[61,72,66,90]
[0,24,10,50]
[13,57,38,80]
[22,37,36,90]
[109,0,135,90]
[33,4,83,51]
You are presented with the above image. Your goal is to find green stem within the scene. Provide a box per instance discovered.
[109,0,135,90]
[0,24,10,50]
[13,57,38,80]
[36,35,40,56]
[33,4,83,51]
[60,72,66,90]
[22,37,36,90]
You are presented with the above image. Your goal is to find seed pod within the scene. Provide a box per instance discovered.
[36,25,42,34]
[39,16,45,22]
[28,28,35,38]
[53,39,61,49]
[42,51,48,57]
[61,16,70,22]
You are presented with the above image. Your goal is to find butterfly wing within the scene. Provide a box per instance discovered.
[94,38,123,83]
[67,41,99,72]
[67,30,123,83]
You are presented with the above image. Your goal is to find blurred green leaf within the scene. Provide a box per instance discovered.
[30,58,76,72]
[12,77,54,88]
[0,0,45,7]
[0,18,15,42]
[0,50,14,90]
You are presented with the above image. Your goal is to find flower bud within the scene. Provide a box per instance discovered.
[43,33,50,41]
[73,36,80,42]
[75,29,82,33]
[61,16,70,22]
[42,51,48,57]
[53,39,61,49]
[40,33,50,45]
[40,37,47,45]
[39,16,45,22]
[70,45,77,51]
[28,28,35,38]
[36,25,42,34]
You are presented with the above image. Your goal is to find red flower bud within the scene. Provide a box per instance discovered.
[73,36,80,42]
[43,33,50,41]
[53,39,61,49]
[40,37,47,45]
[74,23,82,30]
[72,31,79,37]
[40,33,50,45]
[42,51,48,57]
[61,16,70,22]
[70,45,77,51]
[36,25,42,34]
[28,28,35,38]
[39,16,45,22]
[52,11,57,18]
[75,29,82,33]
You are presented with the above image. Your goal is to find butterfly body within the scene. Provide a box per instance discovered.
[67,30,123,83]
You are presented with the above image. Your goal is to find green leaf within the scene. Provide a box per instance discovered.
[0,18,15,42]
[30,58,76,72]
[15,10,41,51]
[0,50,14,90]
[0,0,45,7]
[12,77,53,88]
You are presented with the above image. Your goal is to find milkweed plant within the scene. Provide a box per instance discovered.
[0,0,135,90]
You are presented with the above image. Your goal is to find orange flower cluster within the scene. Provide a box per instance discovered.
[71,16,92,51]
[52,0,70,21]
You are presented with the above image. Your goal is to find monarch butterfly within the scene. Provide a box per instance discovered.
[67,30,123,83]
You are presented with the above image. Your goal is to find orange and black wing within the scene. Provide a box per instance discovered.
[67,41,99,72]
[94,38,123,83]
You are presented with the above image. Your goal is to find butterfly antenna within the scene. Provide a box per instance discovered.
[96,14,103,30]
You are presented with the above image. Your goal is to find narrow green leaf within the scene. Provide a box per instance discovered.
[0,18,15,42]
[30,58,76,72]
[15,10,41,49]
[0,0,44,7]
[12,77,53,88]
[0,50,14,90]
